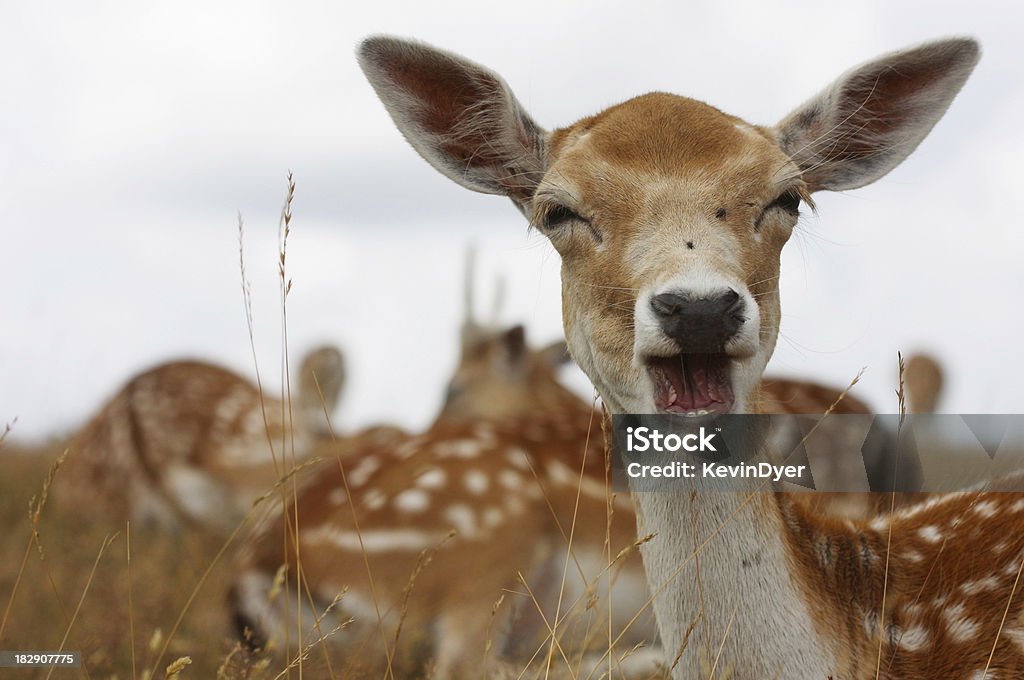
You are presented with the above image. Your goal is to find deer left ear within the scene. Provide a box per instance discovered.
[358,36,548,208]
[775,38,980,192]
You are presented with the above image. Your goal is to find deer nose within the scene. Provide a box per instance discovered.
[649,289,745,352]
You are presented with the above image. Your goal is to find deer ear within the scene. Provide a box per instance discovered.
[358,36,548,207]
[775,38,979,192]
[502,325,528,364]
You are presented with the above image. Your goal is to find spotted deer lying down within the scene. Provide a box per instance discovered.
[355,34,1017,680]
[60,345,346,532]
[232,326,661,678]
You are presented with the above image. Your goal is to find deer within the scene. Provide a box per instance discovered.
[231,332,661,678]
[233,254,659,676]
[354,35,1022,679]
[435,246,578,424]
[60,345,346,532]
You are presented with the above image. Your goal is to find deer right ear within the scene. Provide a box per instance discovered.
[775,38,980,192]
[358,36,548,207]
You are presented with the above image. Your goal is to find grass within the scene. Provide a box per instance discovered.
[0,441,286,679]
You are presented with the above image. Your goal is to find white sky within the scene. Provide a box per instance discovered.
[2,1,1023,442]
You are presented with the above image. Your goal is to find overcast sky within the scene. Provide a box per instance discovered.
[2,1,1022,442]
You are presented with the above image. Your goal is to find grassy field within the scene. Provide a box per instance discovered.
[0,440,300,680]
[0,440,628,680]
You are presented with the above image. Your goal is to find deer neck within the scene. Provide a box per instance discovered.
[624,396,840,679]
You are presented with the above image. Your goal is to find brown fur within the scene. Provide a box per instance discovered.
[59,347,345,531]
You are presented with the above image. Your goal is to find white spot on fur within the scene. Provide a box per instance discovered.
[898,624,930,651]
[394,489,430,514]
[464,470,489,495]
[363,489,386,510]
[416,468,446,490]
[961,576,1002,595]
[505,447,530,469]
[1011,499,1024,513]
[870,516,889,533]
[522,481,543,500]
[918,525,942,543]
[973,500,998,517]
[444,503,477,538]
[348,455,381,487]
[942,603,980,643]
[547,460,611,500]
[164,465,226,523]
[1005,626,1024,655]
[483,507,505,528]
[895,492,967,520]
[395,436,426,459]
[472,423,497,444]
[328,488,348,506]
[436,439,483,459]
[304,525,438,552]
[902,550,924,563]
[498,469,523,491]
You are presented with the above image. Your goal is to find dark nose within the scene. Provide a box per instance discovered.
[650,289,745,352]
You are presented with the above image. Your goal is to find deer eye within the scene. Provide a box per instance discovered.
[754,190,802,231]
[773,190,802,215]
[536,204,587,231]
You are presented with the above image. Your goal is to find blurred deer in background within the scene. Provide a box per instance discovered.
[232,252,660,677]
[905,352,945,414]
[59,345,346,532]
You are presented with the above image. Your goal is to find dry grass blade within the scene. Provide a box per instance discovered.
[665,615,700,677]
[386,531,456,673]
[484,593,507,669]
[127,521,137,680]
[270,620,345,680]
[166,655,192,679]
[543,401,602,680]
[45,532,118,680]
[148,518,247,676]
[875,355,904,680]
[1,448,68,641]
[984,553,1024,676]
[706,604,738,680]
[516,572,575,677]
[0,417,16,450]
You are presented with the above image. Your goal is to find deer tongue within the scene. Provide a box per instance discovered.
[648,354,734,414]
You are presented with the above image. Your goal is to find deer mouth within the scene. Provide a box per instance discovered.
[646,353,735,416]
